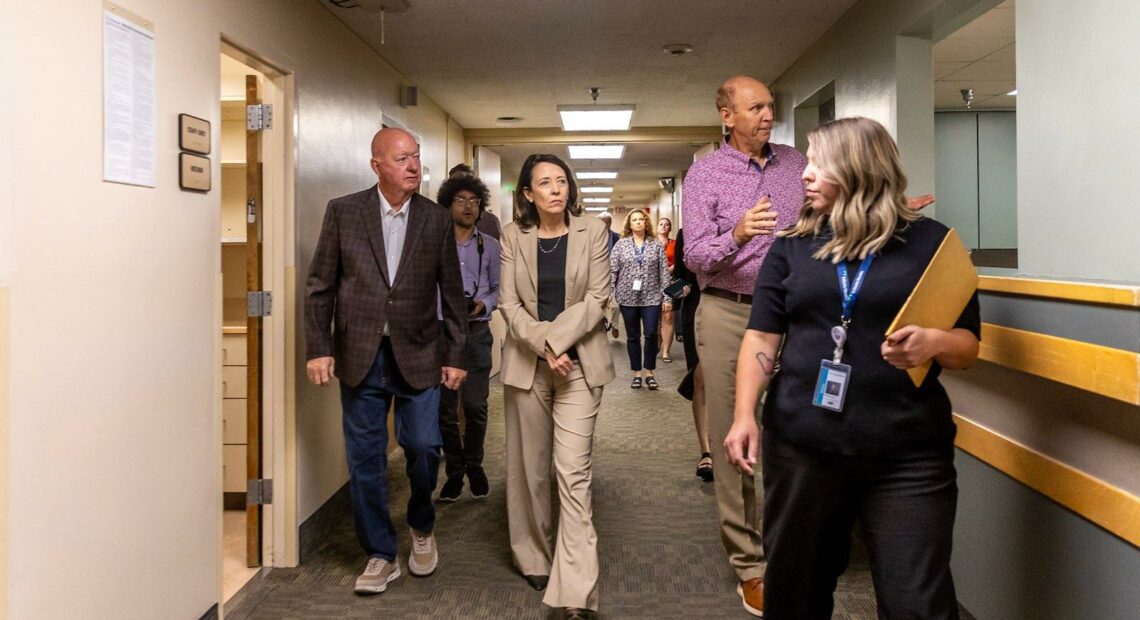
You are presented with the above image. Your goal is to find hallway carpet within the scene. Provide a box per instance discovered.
[229,340,972,619]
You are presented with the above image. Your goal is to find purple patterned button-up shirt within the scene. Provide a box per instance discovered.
[682,137,807,295]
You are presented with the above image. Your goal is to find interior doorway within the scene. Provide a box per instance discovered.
[218,44,296,604]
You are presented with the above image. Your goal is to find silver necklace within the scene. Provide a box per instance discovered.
[538,234,564,254]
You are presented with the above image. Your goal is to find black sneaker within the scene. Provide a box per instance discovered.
[437,476,463,502]
[468,467,490,499]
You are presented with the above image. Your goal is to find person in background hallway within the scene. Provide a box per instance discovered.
[449,163,501,240]
[726,117,980,619]
[682,75,807,617]
[656,216,677,363]
[500,154,614,620]
[305,128,468,595]
[610,209,670,390]
[435,173,501,502]
[672,228,711,482]
[596,211,621,251]
[597,211,622,340]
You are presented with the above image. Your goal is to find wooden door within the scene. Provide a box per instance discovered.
[244,74,264,568]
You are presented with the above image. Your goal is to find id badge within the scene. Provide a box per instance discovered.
[812,360,851,412]
[632,279,643,291]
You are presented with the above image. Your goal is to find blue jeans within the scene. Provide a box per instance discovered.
[340,338,442,560]
[620,304,661,371]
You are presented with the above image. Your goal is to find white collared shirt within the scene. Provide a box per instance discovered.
[378,187,412,282]
[378,187,412,335]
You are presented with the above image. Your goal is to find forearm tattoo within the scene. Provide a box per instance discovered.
[755,351,776,377]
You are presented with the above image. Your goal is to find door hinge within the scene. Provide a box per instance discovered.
[247,478,273,505]
[246,104,273,130]
[247,291,273,317]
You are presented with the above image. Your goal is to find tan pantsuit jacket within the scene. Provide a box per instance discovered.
[499,214,616,390]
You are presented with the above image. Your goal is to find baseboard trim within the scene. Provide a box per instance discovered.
[299,482,351,562]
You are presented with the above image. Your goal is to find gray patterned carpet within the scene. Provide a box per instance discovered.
[228,340,973,619]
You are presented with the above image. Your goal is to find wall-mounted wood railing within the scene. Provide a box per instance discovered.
[954,415,1140,548]
[979,275,1140,307]
[976,276,1140,406]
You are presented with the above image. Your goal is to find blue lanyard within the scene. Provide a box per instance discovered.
[837,255,874,324]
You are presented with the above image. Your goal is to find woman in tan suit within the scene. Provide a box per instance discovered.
[499,153,615,620]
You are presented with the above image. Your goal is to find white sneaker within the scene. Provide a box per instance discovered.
[354,557,401,595]
[408,528,439,576]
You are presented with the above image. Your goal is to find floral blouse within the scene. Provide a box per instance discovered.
[609,236,670,307]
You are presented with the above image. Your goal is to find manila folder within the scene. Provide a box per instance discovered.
[885,228,978,387]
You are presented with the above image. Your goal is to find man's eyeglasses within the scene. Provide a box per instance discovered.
[452,197,482,207]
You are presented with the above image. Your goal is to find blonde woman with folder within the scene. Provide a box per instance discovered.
[724,118,980,619]
[499,154,614,620]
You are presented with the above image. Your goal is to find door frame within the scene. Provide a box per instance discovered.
[220,39,298,570]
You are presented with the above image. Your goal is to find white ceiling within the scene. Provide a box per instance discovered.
[319,0,861,129]
[317,0,1015,206]
[933,0,1015,110]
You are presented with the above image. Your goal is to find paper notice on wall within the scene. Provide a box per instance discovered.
[103,9,155,187]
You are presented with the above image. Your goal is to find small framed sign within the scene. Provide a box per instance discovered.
[179,113,211,154]
[179,152,211,192]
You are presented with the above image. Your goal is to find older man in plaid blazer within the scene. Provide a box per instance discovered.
[305,128,468,595]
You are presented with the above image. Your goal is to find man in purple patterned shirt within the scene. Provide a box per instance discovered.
[681,75,806,617]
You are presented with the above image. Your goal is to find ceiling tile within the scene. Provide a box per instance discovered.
[320,0,861,129]
[937,59,1015,82]
[946,6,1014,39]
[935,61,970,80]
[933,36,1015,63]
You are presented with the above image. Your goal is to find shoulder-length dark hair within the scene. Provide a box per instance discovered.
[513,153,581,228]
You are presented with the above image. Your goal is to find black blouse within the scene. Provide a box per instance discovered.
[537,234,577,359]
[747,217,981,457]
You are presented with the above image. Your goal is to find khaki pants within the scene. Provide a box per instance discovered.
[696,293,765,581]
[505,363,602,610]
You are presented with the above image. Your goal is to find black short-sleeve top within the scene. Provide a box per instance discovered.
[747,217,981,457]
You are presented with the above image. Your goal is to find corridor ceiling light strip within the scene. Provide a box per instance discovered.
[558,104,636,131]
[1007,89,1018,96]
[568,145,625,159]
[584,207,610,212]
[583,197,611,203]
[581,186,614,193]
[577,171,618,180]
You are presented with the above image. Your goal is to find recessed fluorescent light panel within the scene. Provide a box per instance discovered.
[583,197,611,203]
[584,207,610,213]
[581,186,613,193]
[576,171,618,180]
[558,104,635,131]
[568,145,625,159]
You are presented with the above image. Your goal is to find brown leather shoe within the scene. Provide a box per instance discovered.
[737,577,764,617]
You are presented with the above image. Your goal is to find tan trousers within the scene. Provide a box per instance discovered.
[696,293,765,581]
[505,363,602,611]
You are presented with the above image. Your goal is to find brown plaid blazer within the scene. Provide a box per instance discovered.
[305,186,468,390]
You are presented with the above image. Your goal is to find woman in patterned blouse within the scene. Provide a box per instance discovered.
[610,209,671,390]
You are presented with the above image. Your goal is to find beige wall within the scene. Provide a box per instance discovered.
[1015,0,1140,282]
[768,0,1005,208]
[213,0,459,529]
[2,1,459,617]
[447,117,466,175]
